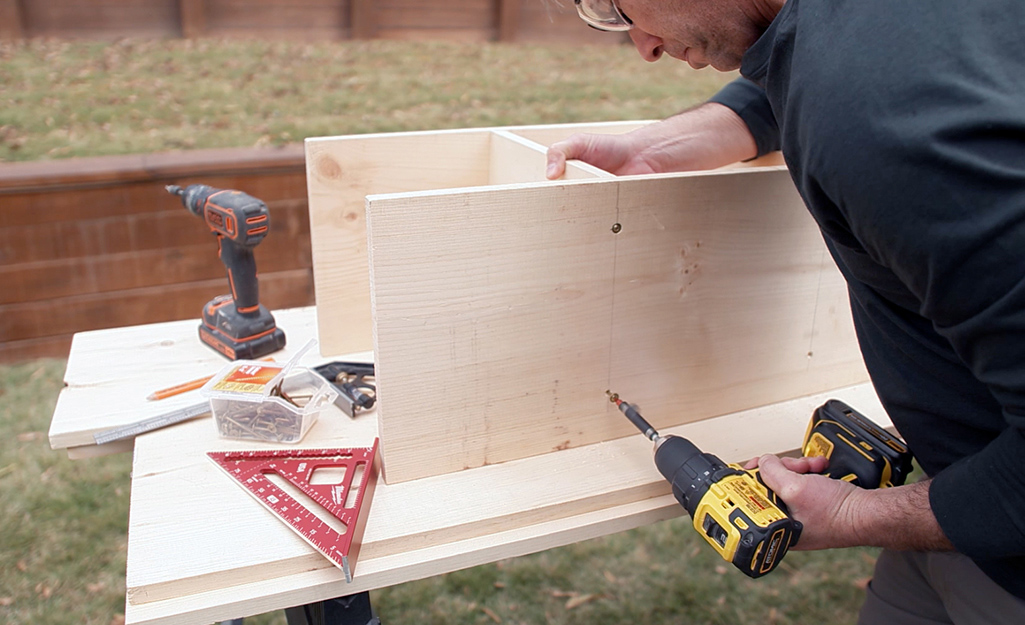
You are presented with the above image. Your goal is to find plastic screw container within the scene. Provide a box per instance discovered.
[201,360,339,443]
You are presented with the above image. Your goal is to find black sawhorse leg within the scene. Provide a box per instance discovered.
[284,592,380,625]
[219,590,380,625]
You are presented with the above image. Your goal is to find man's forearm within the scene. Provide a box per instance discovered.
[639,102,759,171]
[851,479,955,552]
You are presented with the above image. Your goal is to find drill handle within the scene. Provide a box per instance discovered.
[218,237,260,313]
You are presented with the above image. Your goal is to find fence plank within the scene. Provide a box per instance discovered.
[351,0,376,39]
[0,0,25,39]
[179,0,206,37]
[497,0,519,42]
[0,269,313,344]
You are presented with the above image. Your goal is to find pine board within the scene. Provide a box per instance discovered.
[47,307,323,455]
[366,167,867,483]
[305,121,652,358]
[118,323,884,622]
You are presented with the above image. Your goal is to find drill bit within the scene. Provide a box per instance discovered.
[165,184,184,196]
[606,390,661,442]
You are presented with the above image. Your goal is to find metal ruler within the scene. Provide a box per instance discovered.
[93,401,210,445]
[208,440,380,582]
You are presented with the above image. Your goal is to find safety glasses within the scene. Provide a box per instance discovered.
[574,0,633,32]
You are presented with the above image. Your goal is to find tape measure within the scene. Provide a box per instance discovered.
[92,401,210,445]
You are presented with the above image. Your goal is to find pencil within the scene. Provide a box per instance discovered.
[147,357,275,401]
[147,375,214,401]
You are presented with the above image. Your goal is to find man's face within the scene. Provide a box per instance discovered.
[616,0,773,71]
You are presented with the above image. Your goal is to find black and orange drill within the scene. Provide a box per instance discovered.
[167,184,287,360]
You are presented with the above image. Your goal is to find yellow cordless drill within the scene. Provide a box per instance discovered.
[609,393,914,578]
[608,391,802,578]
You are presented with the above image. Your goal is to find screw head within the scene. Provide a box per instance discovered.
[611,223,622,234]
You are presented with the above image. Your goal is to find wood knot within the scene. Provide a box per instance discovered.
[315,155,342,180]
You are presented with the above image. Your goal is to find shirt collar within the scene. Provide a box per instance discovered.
[740,0,797,84]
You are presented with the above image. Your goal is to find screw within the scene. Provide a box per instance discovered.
[611,223,622,234]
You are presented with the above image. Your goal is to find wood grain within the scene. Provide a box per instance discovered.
[365,168,866,483]
[306,121,650,358]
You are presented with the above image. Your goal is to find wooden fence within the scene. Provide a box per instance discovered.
[0,147,313,363]
[0,0,614,44]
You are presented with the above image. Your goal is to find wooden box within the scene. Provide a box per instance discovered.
[306,122,867,484]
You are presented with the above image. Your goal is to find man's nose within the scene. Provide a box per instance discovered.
[629,29,664,62]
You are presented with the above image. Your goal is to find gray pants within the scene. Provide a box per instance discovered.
[858,550,1025,624]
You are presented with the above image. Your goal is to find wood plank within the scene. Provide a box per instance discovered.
[305,129,496,356]
[120,351,884,620]
[0,198,308,267]
[179,0,206,37]
[365,168,867,483]
[0,0,25,39]
[350,0,375,39]
[305,122,648,358]
[204,0,347,30]
[19,0,180,37]
[375,1,493,30]
[0,334,73,364]
[48,307,324,452]
[488,130,608,184]
[0,270,312,343]
[496,0,520,42]
[0,236,310,305]
[0,145,305,201]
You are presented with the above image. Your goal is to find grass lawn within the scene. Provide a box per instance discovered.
[1,38,879,624]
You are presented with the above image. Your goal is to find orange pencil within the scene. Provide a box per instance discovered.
[147,374,215,401]
[148,357,274,401]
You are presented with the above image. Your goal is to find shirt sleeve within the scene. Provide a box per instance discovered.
[708,78,781,157]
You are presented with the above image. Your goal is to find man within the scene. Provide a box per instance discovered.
[548,1,1025,622]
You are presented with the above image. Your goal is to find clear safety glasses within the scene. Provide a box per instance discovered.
[574,0,634,32]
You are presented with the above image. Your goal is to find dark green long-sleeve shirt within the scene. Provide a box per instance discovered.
[710,0,1025,597]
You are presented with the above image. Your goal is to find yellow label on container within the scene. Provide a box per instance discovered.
[211,363,282,394]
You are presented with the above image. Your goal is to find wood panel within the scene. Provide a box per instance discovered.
[45,310,884,621]
[365,168,866,483]
[20,0,180,37]
[0,335,75,362]
[7,0,628,42]
[179,0,206,38]
[203,0,349,38]
[0,0,25,39]
[306,121,649,359]
[0,269,312,343]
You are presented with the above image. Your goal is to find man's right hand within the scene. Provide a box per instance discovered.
[545,102,760,179]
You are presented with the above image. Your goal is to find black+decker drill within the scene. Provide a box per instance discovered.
[167,184,287,360]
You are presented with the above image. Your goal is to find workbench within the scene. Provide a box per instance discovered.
[48,306,886,625]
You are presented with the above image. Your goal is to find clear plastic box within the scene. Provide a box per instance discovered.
[201,360,339,443]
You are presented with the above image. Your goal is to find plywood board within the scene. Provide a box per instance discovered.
[305,122,649,358]
[366,167,867,483]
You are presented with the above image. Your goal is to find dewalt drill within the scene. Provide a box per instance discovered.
[802,399,914,489]
[608,391,802,578]
[167,184,287,360]
[610,392,914,579]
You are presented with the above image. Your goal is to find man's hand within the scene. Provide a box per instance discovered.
[753,454,864,550]
[750,454,955,552]
[545,102,759,179]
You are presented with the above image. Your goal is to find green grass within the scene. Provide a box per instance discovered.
[0,38,735,162]
[1,39,879,624]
